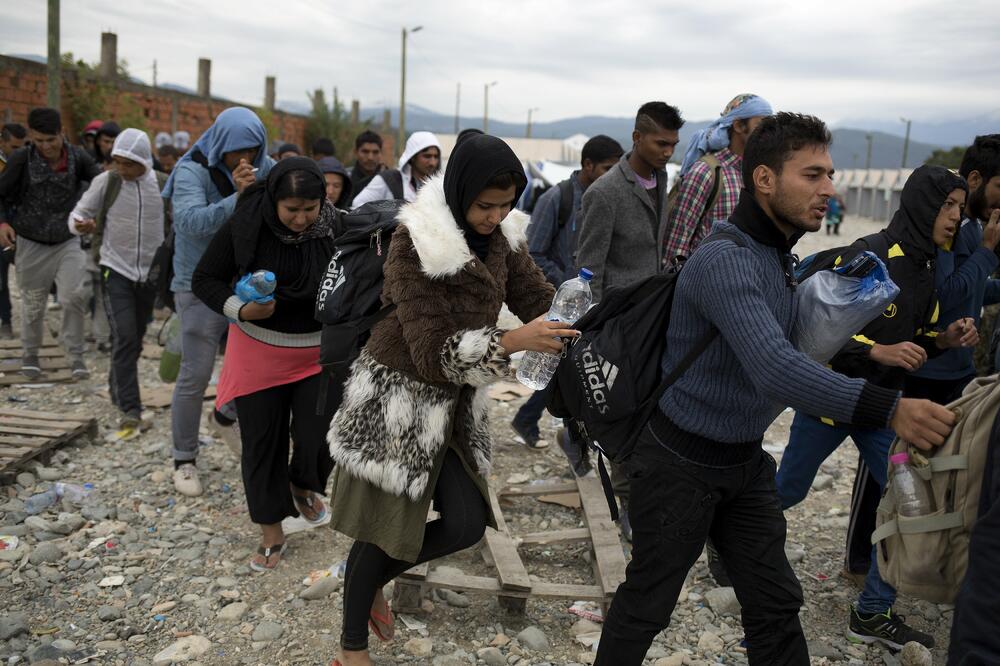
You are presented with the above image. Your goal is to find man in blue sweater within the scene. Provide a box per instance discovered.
[907,134,1000,403]
[594,113,958,666]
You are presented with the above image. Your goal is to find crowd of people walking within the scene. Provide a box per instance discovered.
[0,98,998,666]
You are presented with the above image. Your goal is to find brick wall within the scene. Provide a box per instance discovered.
[0,54,308,149]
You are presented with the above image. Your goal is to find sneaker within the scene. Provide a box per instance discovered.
[172,463,204,497]
[707,539,733,587]
[119,413,141,430]
[0,323,13,340]
[71,359,90,380]
[20,354,41,380]
[847,606,935,651]
[511,420,547,449]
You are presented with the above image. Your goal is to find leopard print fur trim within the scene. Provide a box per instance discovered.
[439,326,511,387]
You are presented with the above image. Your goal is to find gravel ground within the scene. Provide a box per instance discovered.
[1,215,951,666]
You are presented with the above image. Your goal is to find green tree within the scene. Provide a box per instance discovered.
[305,88,373,165]
[924,145,966,170]
[60,52,148,137]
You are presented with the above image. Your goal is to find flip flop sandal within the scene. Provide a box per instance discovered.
[249,542,287,572]
[291,489,330,526]
[369,597,395,642]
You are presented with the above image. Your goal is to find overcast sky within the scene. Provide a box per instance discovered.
[4,0,1000,126]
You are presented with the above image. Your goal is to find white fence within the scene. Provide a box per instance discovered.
[833,168,915,224]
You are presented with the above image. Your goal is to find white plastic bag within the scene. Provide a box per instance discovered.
[795,251,899,363]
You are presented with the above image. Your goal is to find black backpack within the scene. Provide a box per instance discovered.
[315,199,405,381]
[547,232,745,515]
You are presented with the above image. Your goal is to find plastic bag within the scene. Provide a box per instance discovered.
[158,313,182,383]
[795,251,899,363]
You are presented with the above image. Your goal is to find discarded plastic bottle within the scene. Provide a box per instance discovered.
[890,452,936,517]
[57,482,98,506]
[24,487,59,515]
[235,270,277,304]
[158,313,182,382]
[516,268,593,391]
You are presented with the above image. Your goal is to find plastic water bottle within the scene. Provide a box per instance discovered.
[23,482,98,514]
[517,268,594,390]
[235,270,277,304]
[24,487,59,515]
[159,313,182,383]
[890,452,936,517]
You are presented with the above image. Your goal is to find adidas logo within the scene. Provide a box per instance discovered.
[580,344,618,415]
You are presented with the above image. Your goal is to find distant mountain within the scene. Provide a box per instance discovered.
[828,128,942,170]
[835,113,1000,149]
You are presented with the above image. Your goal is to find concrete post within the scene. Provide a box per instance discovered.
[351,100,360,124]
[264,76,275,112]
[99,32,117,79]
[46,0,60,108]
[197,58,211,98]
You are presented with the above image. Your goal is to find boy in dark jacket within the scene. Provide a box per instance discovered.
[776,165,978,650]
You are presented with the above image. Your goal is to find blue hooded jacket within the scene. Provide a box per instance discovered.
[165,107,276,291]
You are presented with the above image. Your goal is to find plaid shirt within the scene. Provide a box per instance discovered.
[664,147,743,262]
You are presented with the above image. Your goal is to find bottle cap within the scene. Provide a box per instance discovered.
[579,268,594,281]
[264,271,276,282]
[889,452,910,465]
[84,483,95,490]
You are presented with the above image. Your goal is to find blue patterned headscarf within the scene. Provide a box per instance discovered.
[679,94,773,176]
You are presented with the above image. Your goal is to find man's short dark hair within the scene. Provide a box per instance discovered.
[158,144,180,159]
[354,130,382,150]
[959,134,1000,182]
[581,135,624,166]
[1,123,26,141]
[742,112,831,193]
[312,137,336,157]
[635,102,684,134]
[27,107,61,135]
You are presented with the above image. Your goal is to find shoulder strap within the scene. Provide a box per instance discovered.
[97,171,123,229]
[382,169,405,200]
[189,149,236,198]
[699,154,724,223]
[556,179,575,228]
[154,170,169,191]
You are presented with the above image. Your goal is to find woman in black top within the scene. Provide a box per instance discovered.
[192,157,339,571]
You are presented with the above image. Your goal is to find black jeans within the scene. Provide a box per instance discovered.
[948,415,1000,665]
[595,422,808,666]
[0,248,11,325]
[341,449,488,651]
[513,384,551,435]
[234,372,337,524]
[102,268,157,417]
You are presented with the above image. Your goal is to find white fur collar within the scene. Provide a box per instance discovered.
[398,174,530,278]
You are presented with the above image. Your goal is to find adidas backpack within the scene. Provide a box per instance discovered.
[873,375,1000,603]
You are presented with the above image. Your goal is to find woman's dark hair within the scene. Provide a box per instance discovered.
[482,170,521,191]
[273,169,325,201]
[742,112,831,193]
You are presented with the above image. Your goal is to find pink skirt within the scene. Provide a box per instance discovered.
[215,324,322,407]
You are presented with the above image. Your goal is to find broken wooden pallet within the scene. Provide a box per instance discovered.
[394,474,627,615]
[0,337,75,386]
[0,407,98,473]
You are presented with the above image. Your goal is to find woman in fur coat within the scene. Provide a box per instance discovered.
[328,135,571,665]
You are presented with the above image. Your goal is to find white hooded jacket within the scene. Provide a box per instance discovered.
[350,131,441,208]
[68,129,165,283]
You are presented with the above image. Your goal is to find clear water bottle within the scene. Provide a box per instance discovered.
[235,270,277,304]
[24,487,59,515]
[23,482,98,514]
[517,268,594,390]
[890,452,935,517]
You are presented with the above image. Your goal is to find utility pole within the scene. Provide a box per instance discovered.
[526,107,539,138]
[900,117,912,168]
[484,81,498,133]
[46,0,60,109]
[153,59,158,87]
[864,133,873,170]
[454,83,460,134]
[398,25,423,157]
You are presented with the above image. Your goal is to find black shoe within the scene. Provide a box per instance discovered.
[706,540,732,587]
[511,420,545,449]
[618,500,633,542]
[847,606,935,651]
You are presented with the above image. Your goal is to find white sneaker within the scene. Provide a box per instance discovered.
[172,464,204,497]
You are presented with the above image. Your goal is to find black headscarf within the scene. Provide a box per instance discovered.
[886,164,968,261]
[231,156,337,302]
[442,134,527,260]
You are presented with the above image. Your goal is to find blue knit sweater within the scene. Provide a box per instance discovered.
[659,200,900,444]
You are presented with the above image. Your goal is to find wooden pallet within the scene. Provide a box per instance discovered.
[0,407,98,473]
[0,337,75,386]
[394,474,627,615]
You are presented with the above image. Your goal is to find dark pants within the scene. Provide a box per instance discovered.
[595,423,808,666]
[948,414,1000,665]
[0,248,11,325]
[341,449,487,651]
[102,268,157,417]
[903,373,974,405]
[513,385,550,436]
[233,372,337,524]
